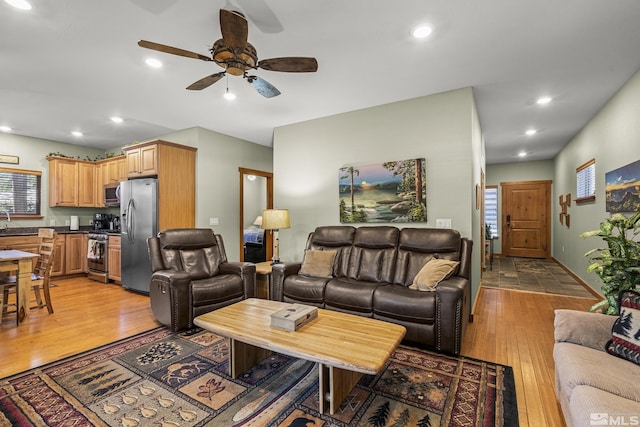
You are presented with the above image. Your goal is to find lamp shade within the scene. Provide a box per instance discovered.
[253,216,262,226]
[261,209,290,230]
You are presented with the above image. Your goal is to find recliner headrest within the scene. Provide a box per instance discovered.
[353,226,399,249]
[311,226,356,247]
[158,228,218,250]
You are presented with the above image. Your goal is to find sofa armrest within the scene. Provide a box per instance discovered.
[220,262,256,299]
[435,276,470,354]
[150,270,192,332]
[271,262,302,301]
[554,309,615,352]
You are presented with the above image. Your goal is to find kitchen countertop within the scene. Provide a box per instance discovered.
[0,226,100,236]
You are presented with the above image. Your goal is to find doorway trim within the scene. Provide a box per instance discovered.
[239,167,273,262]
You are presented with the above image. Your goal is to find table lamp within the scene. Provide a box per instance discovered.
[261,209,290,264]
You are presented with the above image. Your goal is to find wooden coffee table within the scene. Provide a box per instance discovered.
[194,298,406,414]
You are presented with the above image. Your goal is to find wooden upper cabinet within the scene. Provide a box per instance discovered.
[48,157,78,207]
[48,157,95,208]
[123,140,197,231]
[125,144,158,177]
[77,161,96,207]
[103,155,127,183]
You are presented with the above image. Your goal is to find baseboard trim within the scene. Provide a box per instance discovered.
[550,257,602,299]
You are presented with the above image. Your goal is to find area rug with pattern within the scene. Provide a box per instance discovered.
[0,327,518,426]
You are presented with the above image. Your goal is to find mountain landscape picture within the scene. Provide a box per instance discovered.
[339,158,426,223]
[605,159,640,213]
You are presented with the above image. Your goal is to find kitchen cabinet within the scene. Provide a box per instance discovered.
[77,162,96,207]
[108,236,121,283]
[64,233,86,275]
[51,237,65,277]
[48,157,79,207]
[123,140,197,230]
[94,155,126,207]
[0,235,40,270]
[125,144,158,177]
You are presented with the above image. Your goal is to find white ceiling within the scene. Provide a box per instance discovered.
[2,0,640,164]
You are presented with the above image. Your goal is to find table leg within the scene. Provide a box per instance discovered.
[319,363,363,415]
[228,339,271,378]
[16,259,31,325]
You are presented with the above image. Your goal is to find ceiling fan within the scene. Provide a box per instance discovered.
[137,9,318,98]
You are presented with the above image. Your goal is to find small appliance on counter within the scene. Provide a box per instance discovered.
[93,213,120,232]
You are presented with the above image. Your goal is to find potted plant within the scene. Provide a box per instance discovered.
[580,212,640,315]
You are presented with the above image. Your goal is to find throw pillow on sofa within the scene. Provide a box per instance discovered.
[606,289,640,366]
[299,250,337,278]
[409,259,460,291]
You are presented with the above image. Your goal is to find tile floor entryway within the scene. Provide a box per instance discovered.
[482,257,596,298]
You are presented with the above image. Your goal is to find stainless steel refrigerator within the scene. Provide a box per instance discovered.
[120,177,158,294]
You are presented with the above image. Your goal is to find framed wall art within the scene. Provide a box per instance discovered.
[338,158,426,223]
[605,159,640,213]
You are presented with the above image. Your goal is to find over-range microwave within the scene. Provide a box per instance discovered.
[104,182,121,207]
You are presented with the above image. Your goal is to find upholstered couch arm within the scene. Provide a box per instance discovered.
[150,270,192,332]
[435,276,470,354]
[271,262,302,301]
[554,309,615,352]
[220,262,257,298]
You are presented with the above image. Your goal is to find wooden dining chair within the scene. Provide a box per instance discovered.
[0,228,58,317]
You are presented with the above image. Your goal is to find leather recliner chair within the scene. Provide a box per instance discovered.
[148,228,256,331]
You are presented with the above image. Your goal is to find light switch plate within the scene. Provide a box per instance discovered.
[436,218,452,229]
[49,219,56,226]
[209,217,219,226]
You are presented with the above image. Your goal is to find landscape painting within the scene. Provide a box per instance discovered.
[605,159,640,213]
[339,158,426,223]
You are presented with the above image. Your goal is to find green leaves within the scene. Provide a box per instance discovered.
[581,212,640,315]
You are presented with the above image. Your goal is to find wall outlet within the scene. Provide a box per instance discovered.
[65,219,70,226]
[436,218,452,229]
[49,219,56,226]
[209,217,219,226]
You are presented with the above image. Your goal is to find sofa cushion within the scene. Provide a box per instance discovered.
[299,250,336,278]
[347,226,399,283]
[606,290,640,366]
[567,385,640,427]
[308,226,356,277]
[554,309,616,351]
[409,259,459,291]
[554,341,640,404]
[374,284,436,324]
[283,275,329,304]
[324,278,382,314]
[191,274,244,307]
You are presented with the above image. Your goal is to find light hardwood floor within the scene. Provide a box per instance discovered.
[1,276,598,426]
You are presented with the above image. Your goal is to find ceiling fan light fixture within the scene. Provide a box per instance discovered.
[412,24,433,39]
[145,58,162,68]
[536,96,552,105]
[224,87,236,101]
[4,0,32,10]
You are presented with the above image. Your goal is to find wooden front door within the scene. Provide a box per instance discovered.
[501,180,551,258]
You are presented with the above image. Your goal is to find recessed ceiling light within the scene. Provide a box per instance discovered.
[4,0,32,10]
[518,151,527,158]
[412,24,433,39]
[145,58,162,68]
[0,126,12,132]
[525,129,537,136]
[71,131,83,137]
[110,116,123,124]
[536,96,552,105]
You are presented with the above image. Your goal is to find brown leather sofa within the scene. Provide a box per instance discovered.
[148,228,256,331]
[271,226,472,354]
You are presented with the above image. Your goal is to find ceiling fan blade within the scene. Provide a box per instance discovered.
[220,9,248,54]
[248,76,281,98]
[258,57,318,73]
[138,40,212,62]
[186,72,226,90]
